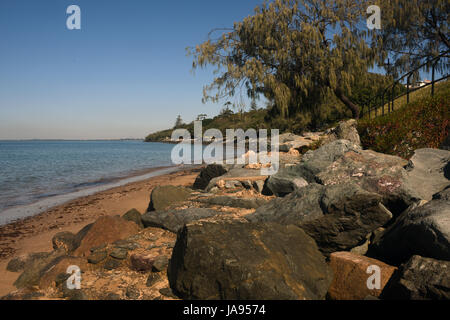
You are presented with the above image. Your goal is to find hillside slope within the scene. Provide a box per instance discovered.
[358,81,450,159]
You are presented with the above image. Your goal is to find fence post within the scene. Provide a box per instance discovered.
[407,75,410,104]
[391,85,395,111]
[431,62,436,96]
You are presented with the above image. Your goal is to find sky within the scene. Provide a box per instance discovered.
[0,0,264,139]
[0,1,441,140]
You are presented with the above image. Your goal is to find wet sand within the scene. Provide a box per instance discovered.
[0,166,201,297]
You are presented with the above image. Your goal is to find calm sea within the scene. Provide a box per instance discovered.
[0,140,179,225]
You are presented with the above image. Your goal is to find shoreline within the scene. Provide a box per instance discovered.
[0,165,202,297]
[0,165,194,226]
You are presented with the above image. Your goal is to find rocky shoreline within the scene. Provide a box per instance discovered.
[2,119,449,300]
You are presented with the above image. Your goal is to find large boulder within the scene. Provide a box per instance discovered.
[402,148,450,201]
[371,192,450,265]
[13,249,66,289]
[266,139,426,215]
[142,208,227,233]
[324,119,361,146]
[193,164,228,190]
[265,169,308,197]
[246,182,393,255]
[327,251,397,300]
[314,149,416,214]
[7,252,52,273]
[147,185,193,212]
[265,139,361,196]
[381,255,450,300]
[39,256,89,290]
[52,232,77,253]
[121,208,144,229]
[168,221,333,300]
[73,216,140,257]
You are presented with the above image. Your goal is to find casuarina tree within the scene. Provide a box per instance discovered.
[189,0,376,119]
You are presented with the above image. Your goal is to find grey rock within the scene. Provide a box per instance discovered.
[402,148,450,201]
[13,249,67,289]
[206,167,266,191]
[6,253,46,273]
[273,138,416,216]
[371,195,450,264]
[266,140,362,196]
[382,255,450,300]
[193,164,228,190]
[122,208,144,229]
[142,208,227,233]
[246,182,393,256]
[266,172,308,197]
[147,185,193,212]
[52,232,76,253]
[168,221,333,300]
[324,119,361,146]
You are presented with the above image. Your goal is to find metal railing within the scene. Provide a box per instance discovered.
[361,51,450,119]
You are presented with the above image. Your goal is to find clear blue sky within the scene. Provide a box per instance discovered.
[0,0,264,139]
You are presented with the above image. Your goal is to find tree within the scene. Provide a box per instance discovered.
[174,115,184,129]
[374,0,449,78]
[189,0,376,119]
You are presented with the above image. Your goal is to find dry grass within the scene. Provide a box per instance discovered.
[364,79,448,119]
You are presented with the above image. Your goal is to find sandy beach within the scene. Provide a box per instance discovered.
[0,166,201,297]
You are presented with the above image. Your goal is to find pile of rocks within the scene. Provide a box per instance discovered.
[3,119,449,300]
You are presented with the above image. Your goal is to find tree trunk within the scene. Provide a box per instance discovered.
[333,87,360,119]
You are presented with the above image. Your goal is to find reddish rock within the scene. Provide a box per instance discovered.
[328,251,397,300]
[74,216,140,257]
[130,253,156,271]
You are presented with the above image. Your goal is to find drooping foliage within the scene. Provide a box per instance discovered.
[189,0,377,119]
[375,0,449,78]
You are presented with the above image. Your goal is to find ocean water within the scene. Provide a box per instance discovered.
[0,140,178,224]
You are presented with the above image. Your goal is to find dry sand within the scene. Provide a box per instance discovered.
[0,167,201,297]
